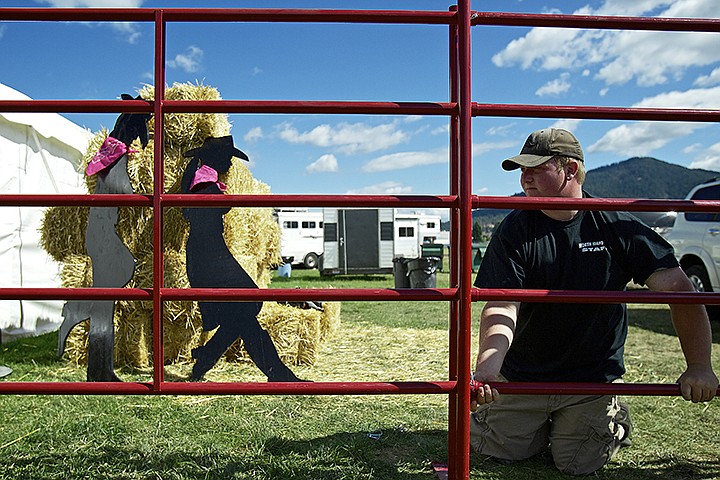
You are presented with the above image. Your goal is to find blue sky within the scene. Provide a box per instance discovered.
[2,0,720,219]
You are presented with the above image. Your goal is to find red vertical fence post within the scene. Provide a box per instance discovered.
[447,4,460,471]
[152,9,167,389]
[451,1,474,479]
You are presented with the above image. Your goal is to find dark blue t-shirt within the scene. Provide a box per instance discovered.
[474,207,678,382]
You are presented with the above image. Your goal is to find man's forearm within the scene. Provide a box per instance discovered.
[670,303,714,368]
[474,302,517,380]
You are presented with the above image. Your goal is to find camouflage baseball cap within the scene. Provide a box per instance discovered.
[502,128,584,171]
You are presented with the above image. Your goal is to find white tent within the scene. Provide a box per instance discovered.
[0,83,91,342]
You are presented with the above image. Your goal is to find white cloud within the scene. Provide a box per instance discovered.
[595,30,719,87]
[360,141,516,173]
[580,0,674,17]
[362,150,447,173]
[485,123,516,136]
[346,181,412,195]
[588,122,698,156]
[112,21,141,44]
[492,0,720,88]
[251,66,263,76]
[432,125,450,136]
[683,143,703,154]
[492,27,583,71]
[661,0,720,17]
[689,142,720,170]
[244,127,263,143]
[632,85,720,108]
[167,46,204,73]
[278,121,409,155]
[587,85,720,157]
[472,141,517,158]
[694,67,720,87]
[550,119,582,132]
[306,154,339,173]
[37,0,144,42]
[536,73,571,97]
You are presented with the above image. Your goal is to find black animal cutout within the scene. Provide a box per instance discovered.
[58,94,150,382]
[181,136,303,382]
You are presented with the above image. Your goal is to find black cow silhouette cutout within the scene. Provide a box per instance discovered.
[181,136,304,382]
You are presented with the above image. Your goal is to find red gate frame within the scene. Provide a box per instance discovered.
[1,3,719,479]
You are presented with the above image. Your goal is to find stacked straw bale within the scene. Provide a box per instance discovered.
[40,82,339,370]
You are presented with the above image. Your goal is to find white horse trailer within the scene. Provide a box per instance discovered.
[319,209,443,276]
[275,209,324,269]
[393,212,442,258]
[320,208,395,275]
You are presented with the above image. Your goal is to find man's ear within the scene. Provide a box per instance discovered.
[565,160,580,178]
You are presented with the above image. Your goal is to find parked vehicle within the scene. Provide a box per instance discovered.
[633,211,677,237]
[275,209,323,269]
[393,212,442,258]
[319,208,444,276]
[320,208,395,275]
[664,178,720,319]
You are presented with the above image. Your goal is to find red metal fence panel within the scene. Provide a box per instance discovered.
[1,4,718,479]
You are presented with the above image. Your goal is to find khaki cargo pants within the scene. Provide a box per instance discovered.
[470,392,626,475]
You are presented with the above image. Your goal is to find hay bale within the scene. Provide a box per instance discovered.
[59,253,92,288]
[40,206,89,262]
[115,301,153,368]
[318,299,341,341]
[45,82,340,372]
[225,301,341,366]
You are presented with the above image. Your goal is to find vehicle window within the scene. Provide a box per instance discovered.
[686,185,720,222]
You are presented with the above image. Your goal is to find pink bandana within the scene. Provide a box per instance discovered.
[190,165,227,192]
[86,136,136,176]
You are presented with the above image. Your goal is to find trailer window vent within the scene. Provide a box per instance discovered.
[380,222,393,241]
[324,222,338,242]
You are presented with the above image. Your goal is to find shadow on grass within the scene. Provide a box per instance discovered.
[604,457,720,480]
[1,428,447,480]
[471,453,720,480]
[629,307,720,344]
[263,427,448,479]
[5,430,717,480]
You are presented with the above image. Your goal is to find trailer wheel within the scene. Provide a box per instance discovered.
[303,252,319,269]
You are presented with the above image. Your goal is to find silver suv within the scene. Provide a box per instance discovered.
[665,178,720,318]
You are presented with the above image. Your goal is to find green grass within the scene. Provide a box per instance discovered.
[1,269,719,479]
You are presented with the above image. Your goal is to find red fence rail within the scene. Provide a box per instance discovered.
[1,4,719,479]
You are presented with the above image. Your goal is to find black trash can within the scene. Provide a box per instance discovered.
[407,256,439,288]
[393,257,411,288]
[421,243,444,271]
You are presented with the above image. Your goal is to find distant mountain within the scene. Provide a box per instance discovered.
[469,157,719,228]
[583,157,718,199]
